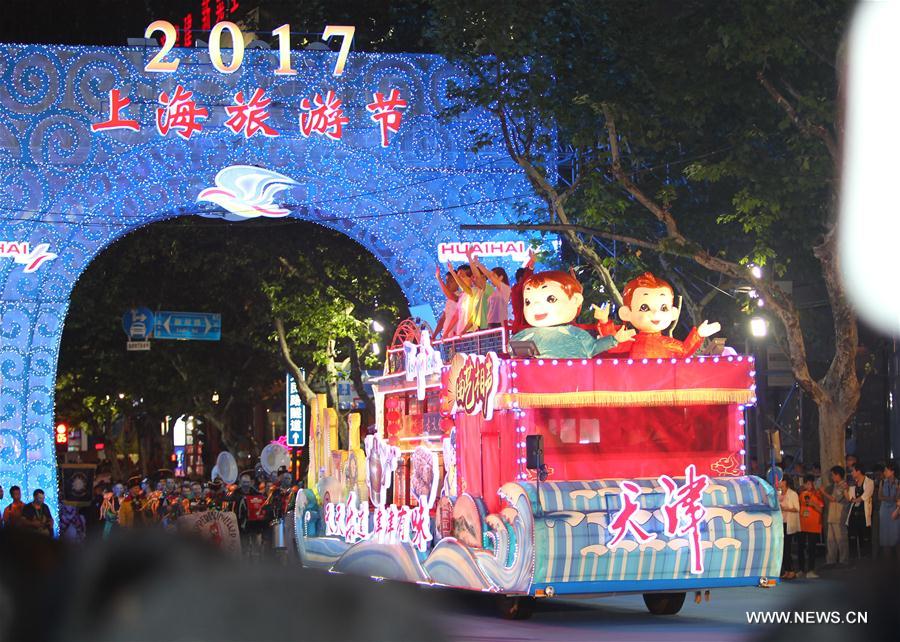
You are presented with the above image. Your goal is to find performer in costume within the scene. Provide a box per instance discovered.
[157,470,180,528]
[511,270,635,358]
[224,472,267,557]
[99,490,119,538]
[598,272,720,358]
[207,480,226,511]
[117,476,144,528]
[189,482,207,513]
[143,490,164,525]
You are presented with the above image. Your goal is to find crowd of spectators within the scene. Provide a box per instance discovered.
[776,455,900,580]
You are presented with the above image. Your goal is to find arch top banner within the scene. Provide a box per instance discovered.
[0,41,548,516]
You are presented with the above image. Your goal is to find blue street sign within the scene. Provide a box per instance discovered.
[286,372,306,447]
[154,311,221,341]
[122,307,155,340]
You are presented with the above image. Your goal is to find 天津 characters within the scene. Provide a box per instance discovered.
[598,272,720,359]
[511,270,635,358]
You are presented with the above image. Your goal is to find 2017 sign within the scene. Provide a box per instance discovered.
[92,21,408,148]
[143,21,355,77]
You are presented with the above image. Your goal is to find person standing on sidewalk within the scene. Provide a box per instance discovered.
[19,489,53,536]
[877,462,900,559]
[846,462,874,559]
[779,476,801,579]
[798,474,825,577]
[822,466,850,567]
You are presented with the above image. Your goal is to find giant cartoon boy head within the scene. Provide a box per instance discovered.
[618,272,678,334]
[523,270,584,327]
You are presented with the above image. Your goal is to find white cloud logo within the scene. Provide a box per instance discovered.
[197,165,298,221]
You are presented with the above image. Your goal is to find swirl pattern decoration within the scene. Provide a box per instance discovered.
[0,43,546,521]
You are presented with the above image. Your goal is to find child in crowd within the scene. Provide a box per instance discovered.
[798,474,824,578]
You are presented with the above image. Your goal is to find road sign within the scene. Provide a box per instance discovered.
[123,307,154,340]
[126,340,151,351]
[154,311,221,341]
[286,372,306,447]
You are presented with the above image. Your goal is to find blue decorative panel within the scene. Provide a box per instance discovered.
[0,43,543,518]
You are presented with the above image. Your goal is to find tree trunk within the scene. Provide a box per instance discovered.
[138,422,153,477]
[816,399,851,474]
[274,318,319,405]
[346,338,375,427]
[105,434,124,480]
[204,413,238,456]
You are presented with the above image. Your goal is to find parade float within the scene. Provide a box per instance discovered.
[293,298,783,618]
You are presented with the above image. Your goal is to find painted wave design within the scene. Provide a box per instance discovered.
[471,483,535,593]
[528,477,782,585]
[332,541,430,582]
[294,476,780,593]
[424,538,496,590]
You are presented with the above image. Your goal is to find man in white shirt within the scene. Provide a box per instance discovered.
[846,462,875,559]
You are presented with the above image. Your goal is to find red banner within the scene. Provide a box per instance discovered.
[498,355,754,409]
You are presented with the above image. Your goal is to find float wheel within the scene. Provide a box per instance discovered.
[642,592,686,615]
[495,595,535,620]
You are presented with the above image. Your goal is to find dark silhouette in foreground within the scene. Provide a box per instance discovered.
[0,529,447,642]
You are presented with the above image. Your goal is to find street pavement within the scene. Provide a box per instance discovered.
[423,567,894,642]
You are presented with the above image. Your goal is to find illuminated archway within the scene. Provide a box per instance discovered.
[0,44,541,514]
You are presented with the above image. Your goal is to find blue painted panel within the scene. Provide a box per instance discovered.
[531,575,776,596]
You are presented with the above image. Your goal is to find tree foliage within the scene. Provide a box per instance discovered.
[57,219,406,473]
[430,0,859,469]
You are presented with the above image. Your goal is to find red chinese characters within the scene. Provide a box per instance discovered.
[607,466,711,574]
[224,88,278,138]
[93,84,409,143]
[91,89,140,133]
[299,91,350,141]
[659,464,710,574]
[200,0,212,31]
[182,14,193,48]
[366,89,408,147]
[156,85,208,140]
[607,481,655,547]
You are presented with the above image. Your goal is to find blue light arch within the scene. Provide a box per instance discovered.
[0,43,541,515]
